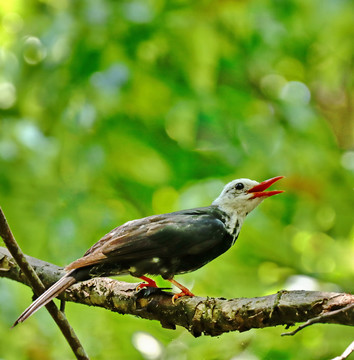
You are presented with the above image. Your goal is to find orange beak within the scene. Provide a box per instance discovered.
[248,176,284,199]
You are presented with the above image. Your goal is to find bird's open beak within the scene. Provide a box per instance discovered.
[248,176,284,199]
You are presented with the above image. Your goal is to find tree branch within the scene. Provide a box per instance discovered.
[0,208,89,360]
[1,246,353,337]
[281,303,354,336]
[331,341,354,360]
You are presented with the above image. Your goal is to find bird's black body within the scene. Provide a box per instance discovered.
[14,176,283,325]
[77,206,236,280]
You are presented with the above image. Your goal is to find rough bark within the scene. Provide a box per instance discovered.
[1,247,353,337]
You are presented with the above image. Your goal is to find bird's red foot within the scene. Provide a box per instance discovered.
[171,289,195,304]
[136,276,158,291]
[168,278,195,304]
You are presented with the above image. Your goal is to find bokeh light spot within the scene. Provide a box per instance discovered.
[122,2,153,23]
[0,82,16,109]
[132,332,163,360]
[23,36,47,65]
[341,151,354,171]
[316,206,336,231]
[285,275,320,291]
[280,81,311,104]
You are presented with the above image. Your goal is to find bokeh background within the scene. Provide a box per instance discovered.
[0,0,353,359]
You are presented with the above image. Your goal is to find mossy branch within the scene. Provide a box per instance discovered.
[1,246,353,337]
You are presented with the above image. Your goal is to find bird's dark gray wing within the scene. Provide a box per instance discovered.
[66,207,228,270]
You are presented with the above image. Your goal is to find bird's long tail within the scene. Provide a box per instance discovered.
[13,270,79,326]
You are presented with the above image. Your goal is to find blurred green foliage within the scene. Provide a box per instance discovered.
[0,0,353,359]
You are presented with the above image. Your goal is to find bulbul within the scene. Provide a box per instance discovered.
[14,176,283,325]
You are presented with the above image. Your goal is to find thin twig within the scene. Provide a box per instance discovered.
[0,207,89,360]
[281,303,354,336]
[331,341,354,360]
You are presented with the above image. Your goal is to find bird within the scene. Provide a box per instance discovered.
[14,176,283,326]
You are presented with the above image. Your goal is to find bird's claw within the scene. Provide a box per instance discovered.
[136,282,153,291]
[171,290,195,304]
[135,276,158,291]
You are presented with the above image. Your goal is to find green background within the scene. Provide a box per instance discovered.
[0,0,353,359]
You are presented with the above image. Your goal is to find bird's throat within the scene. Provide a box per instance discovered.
[221,211,243,245]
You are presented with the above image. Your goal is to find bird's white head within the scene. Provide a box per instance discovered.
[212,176,284,219]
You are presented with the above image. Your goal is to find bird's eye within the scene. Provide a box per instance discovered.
[235,183,244,190]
